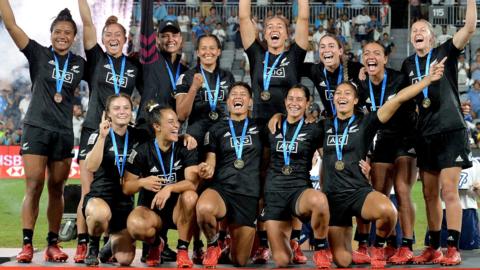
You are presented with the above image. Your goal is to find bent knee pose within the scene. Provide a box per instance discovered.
[76,0,142,262]
[0,0,85,263]
[400,0,476,265]
[357,41,417,264]
[123,105,199,268]
[82,94,139,266]
[196,82,266,267]
[323,59,445,268]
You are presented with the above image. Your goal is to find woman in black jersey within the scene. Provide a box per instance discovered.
[175,34,235,152]
[123,104,199,268]
[195,82,265,267]
[357,41,418,264]
[82,94,137,266]
[401,1,477,266]
[0,0,85,263]
[75,0,142,262]
[263,85,331,268]
[323,58,446,268]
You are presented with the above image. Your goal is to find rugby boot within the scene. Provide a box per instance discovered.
[16,243,33,263]
[388,246,414,265]
[74,243,87,263]
[440,246,461,266]
[162,244,177,262]
[85,244,99,267]
[252,246,270,264]
[203,245,222,268]
[412,246,443,264]
[145,239,164,267]
[192,247,205,265]
[369,246,386,268]
[176,249,193,268]
[383,245,396,260]
[290,239,307,264]
[313,249,331,268]
[352,244,370,264]
[44,243,68,262]
[98,240,116,263]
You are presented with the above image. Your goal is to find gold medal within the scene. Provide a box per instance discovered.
[209,111,219,120]
[261,91,271,101]
[282,165,293,175]
[335,160,345,171]
[422,98,431,109]
[54,93,63,103]
[234,159,245,169]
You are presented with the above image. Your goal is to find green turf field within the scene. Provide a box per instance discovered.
[0,179,428,249]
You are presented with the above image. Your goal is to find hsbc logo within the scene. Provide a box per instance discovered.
[7,166,24,177]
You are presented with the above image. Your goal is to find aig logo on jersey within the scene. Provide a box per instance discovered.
[276,141,298,153]
[154,173,178,184]
[229,135,252,148]
[265,67,285,78]
[51,68,74,84]
[411,74,426,84]
[106,72,128,88]
[324,89,334,101]
[203,89,225,101]
[326,135,349,146]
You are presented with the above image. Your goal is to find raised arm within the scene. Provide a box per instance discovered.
[377,57,446,124]
[294,0,309,50]
[78,0,97,50]
[453,0,477,50]
[239,0,256,49]
[0,0,29,50]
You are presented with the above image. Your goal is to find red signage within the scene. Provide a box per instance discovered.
[0,146,80,179]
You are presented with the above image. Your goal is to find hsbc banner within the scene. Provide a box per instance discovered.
[0,146,80,179]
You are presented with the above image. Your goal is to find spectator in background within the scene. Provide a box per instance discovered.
[351,0,366,15]
[366,14,381,41]
[336,13,352,49]
[381,32,395,57]
[153,0,167,24]
[0,88,9,115]
[212,22,227,45]
[191,10,201,28]
[226,10,239,41]
[18,93,30,122]
[192,16,210,41]
[72,103,84,147]
[437,26,453,46]
[314,12,328,30]
[409,0,421,24]
[353,8,370,42]
[164,6,177,21]
[312,25,327,52]
[458,54,470,88]
[205,7,221,28]
[468,79,480,118]
[177,9,190,41]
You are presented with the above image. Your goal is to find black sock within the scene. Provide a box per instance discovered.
[447,229,460,249]
[356,233,369,246]
[177,239,190,250]
[47,232,59,246]
[313,238,328,251]
[152,233,161,247]
[22,229,33,245]
[102,236,109,246]
[401,238,414,251]
[374,235,386,248]
[193,240,204,250]
[89,236,100,248]
[78,233,89,245]
[142,242,150,258]
[258,230,269,248]
[429,230,441,250]
[219,230,227,242]
[290,229,301,241]
[386,235,398,248]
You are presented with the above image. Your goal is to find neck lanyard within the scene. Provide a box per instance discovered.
[107,55,126,95]
[368,71,388,111]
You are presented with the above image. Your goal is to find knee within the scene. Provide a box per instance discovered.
[127,212,155,240]
[25,181,44,198]
[382,203,398,223]
[196,202,215,221]
[86,200,111,222]
[47,181,65,196]
[441,185,459,203]
[115,252,135,266]
[422,187,440,201]
[333,251,351,268]
[272,252,290,268]
[181,190,198,210]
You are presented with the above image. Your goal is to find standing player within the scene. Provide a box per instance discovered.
[358,41,417,264]
[82,94,138,266]
[196,82,266,268]
[0,0,85,263]
[324,58,445,268]
[75,0,142,262]
[401,0,477,265]
[123,104,199,268]
[264,85,331,268]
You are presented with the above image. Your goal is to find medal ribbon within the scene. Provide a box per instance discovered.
[154,140,175,184]
[368,71,388,111]
[51,48,70,96]
[109,129,129,177]
[165,60,181,93]
[282,118,304,167]
[415,50,432,101]
[228,118,249,161]
[200,67,220,113]
[323,65,343,115]
[107,55,126,95]
[263,52,284,94]
[334,115,356,162]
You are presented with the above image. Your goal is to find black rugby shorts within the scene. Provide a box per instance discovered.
[21,124,74,160]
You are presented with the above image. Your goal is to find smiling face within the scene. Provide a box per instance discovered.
[158,31,182,54]
[197,36,221,67]
[362,42,387,77]
[102,23,126,57]
[106,96,132,126]
[285,87,308,120]
[154,109,180,143]
[264,16,289,51]
[333,83,358,116]
[227,85,252,116]
[410,20,434,53]
[50,21,76,54]
[319,35,343,70]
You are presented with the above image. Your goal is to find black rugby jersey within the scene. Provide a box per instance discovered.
[204,118,266,197]
[83,44,141,130]
[86,126,140,200]
[321,113,381,195]
[358,68,416,135]
[265,118,322,191]
[401,39,466,136]
[21,40,85,133]
[246,41,306,121]
[126,140,198,206]
[302,60,363,117]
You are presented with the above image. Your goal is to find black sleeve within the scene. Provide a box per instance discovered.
[20,39,43,63]
[181,146,199,168]
[133,58,144,94]
[442,38,462,60]
[84,44,104,84]
[85,131,100,153]
[291,43,307,69]
[300,62,314,79]
[400,58,410,78]
[204,125,219,153]
[245,41,263,69]
[176,69,194,94]
[364,112,382,144]
[226,71,235,85]
[126,144,147,176]
[312,121,324,150]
